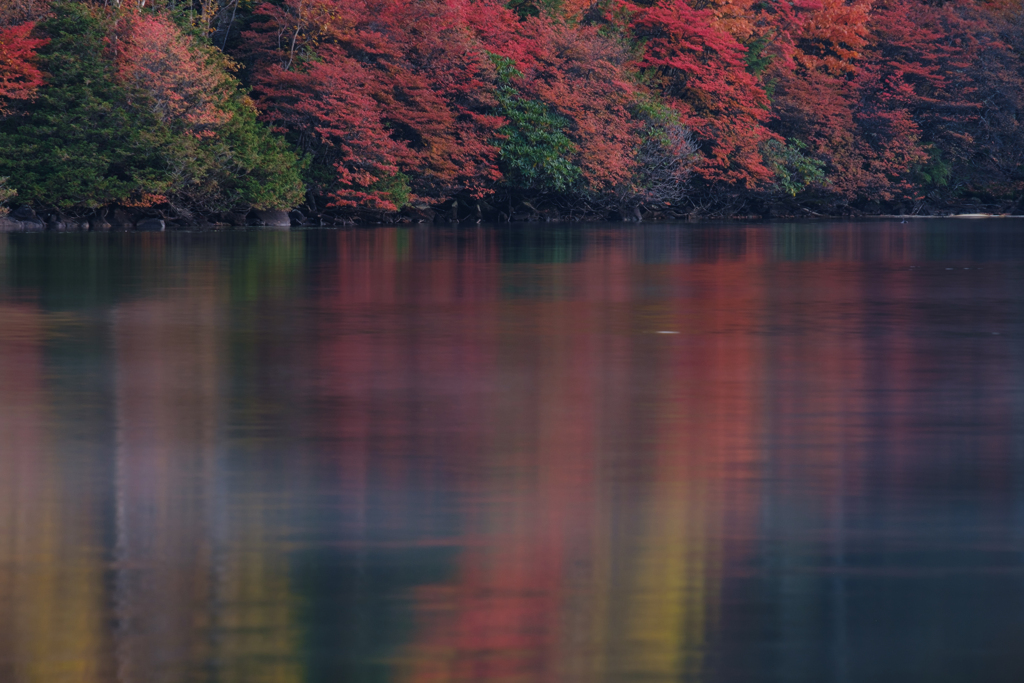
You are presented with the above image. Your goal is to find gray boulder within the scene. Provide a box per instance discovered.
[89,216,111,231]
[220,211,247,226]
[136,218,165,232]
[110,209,135,229]
[46,214,85,231]
[252,209,291,227]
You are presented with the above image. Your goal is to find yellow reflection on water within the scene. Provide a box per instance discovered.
[0,303,111,683]
[0,223,1022,682]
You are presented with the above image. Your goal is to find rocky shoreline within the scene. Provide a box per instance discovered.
[0,207,295,232]
[2,203,1022,233]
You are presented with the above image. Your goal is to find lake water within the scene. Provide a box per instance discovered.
[1,220,1024,683]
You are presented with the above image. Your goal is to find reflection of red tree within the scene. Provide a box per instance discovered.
[388,225,962,683]
[380,231,755,683]
[302,228,502,539]
[2,223,1014,683]
[0,303,45,486]
[392,247,616,683]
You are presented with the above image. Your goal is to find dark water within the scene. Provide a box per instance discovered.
[2,220,1024,683]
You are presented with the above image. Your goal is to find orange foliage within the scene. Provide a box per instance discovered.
[115,14,230,136]
[620,0,777,187]
[795,0,872,75]
[25,0,1010,212]
[246,0,503,207]
[492,18,641,191]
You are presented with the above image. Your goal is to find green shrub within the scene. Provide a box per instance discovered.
[490,54,581,193]
[763,138,827,197]
[0,2,304,214]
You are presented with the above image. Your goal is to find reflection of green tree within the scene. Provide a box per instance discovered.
[773,224,827,262]
[395,228,410,262]
[4,233,120,309]
[290,547,456,683]
[213,487,307,683]
[230,232,306,303]
[226,232,307,460]
[2,232,281,309]
[497,226,585,264]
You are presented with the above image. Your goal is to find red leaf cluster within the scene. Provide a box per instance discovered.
[0,21,44,111]
[490,17,641,191]
[243,0,505,210]
[115,14,231,136]
[4,0,1024,213]
[618,0,778,188]
[243,0,650,208]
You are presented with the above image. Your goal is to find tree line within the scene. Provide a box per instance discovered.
[0,0,1021,223]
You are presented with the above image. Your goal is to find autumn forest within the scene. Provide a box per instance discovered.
[0,0,1022,222]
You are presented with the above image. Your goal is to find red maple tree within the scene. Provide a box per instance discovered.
[617,0,777,188]
[0,21,45,113]
[244,0,503,210]
[115,14,231,136]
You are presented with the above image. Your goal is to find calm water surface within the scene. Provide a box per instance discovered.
[2,220,1024,683]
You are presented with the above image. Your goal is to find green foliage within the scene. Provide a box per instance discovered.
[507,0,542,20]
[914,146,951,188]
[0,2,304,214]
[744,30,774,77]
[505,0,570,21]
[212,95,307,210]
[763,138,827,196]
[0,3,166,209]
[0,177,15,216]
[367,173,412,210]
[490,54,581,193]
[632,94,677,146]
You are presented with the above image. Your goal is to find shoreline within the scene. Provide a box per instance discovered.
[3,214,1024,233]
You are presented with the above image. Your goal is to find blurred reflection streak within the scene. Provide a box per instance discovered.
[384,237,729,683]
[110,265,303,683]
[112,270,218,683]
[0,222,1022,683]
[391,245,616,683]
[614,259,769,682]
[213,499,304,683]
[0,303,110,683]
